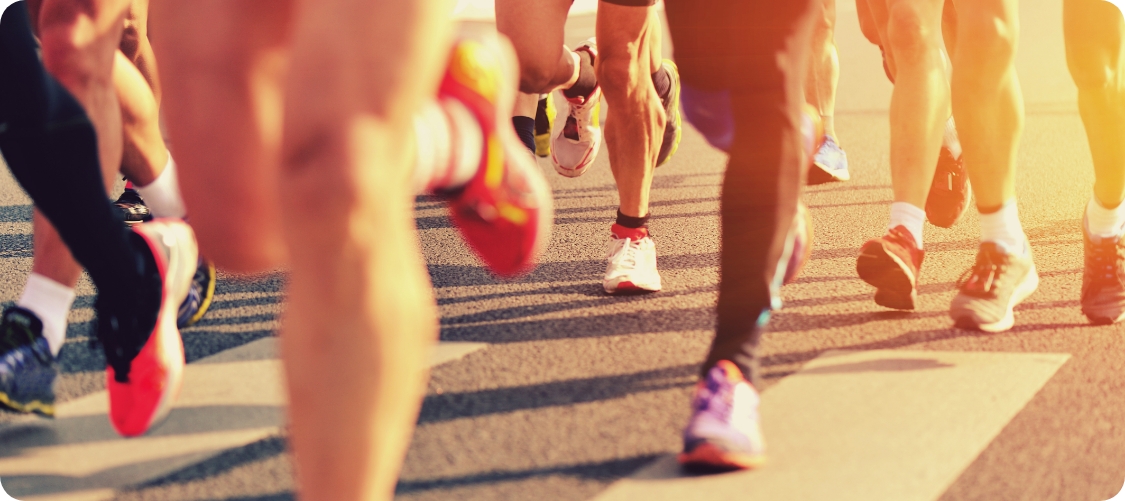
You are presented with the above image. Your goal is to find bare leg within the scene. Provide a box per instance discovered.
[806,0,840,139]
[278,0,449,497]
[597,3,664,219]
[119,0,159,101]
[116,50,168,186]
[496,0,575,93]
[950,0,1022,211]
[151,0,289,272]
[1065,0,1125,208]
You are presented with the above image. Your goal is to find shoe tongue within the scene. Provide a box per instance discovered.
[611,224,648,240]
[563,117,580,141]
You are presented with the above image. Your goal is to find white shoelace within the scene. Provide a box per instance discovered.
[607,237,643,271]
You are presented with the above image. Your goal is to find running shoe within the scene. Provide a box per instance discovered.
[0,307,56,416]
[103,219,197,437]
[857,226,924,310]
[951,242,1038,332]
[783,202,814,285]
[1080,220,1125,324]
[441,36,554,278]
[534,93,554,158]
[603,224,662,294]
[807,136,850,185]
[679,360,766,472]
[177,257,217,328]
[655,59,683,167]
[551,39,602,178]
[115,186,153,226]
[925,145,970,228]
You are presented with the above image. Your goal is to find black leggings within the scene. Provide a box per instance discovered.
[665,0,816,385]
[0,1,152,307]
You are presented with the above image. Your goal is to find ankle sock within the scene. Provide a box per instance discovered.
[413,99,481,193]
[563,49,597,100]
[615,209,649,229]
[889,202,926,249]
[135,155,187,219]
[979,200,1028,255]
[512,116,536,153]
[651,66,671,101]
[1086,196,1125,238]
[17,273,75,357]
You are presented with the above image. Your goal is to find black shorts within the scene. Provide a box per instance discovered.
[600,0,658,7]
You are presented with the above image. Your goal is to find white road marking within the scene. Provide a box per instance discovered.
[0,338,486,501]
[594,349,1069,501]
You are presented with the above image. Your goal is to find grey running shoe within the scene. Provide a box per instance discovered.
[951,242,1038,332]
[1081,222,1125,325]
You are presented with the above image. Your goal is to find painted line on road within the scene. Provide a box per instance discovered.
[593,349,1069,501]
[0,338,486,501]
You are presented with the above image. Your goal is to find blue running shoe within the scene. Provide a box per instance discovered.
[808,136,850,185]
[0,307,57,416]
[679,360,766,471]
[178,257,217,328]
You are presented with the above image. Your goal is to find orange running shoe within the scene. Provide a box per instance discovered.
[440,36,554,278]
[105,219,197,437]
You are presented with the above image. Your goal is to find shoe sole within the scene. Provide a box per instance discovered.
[678,443,766,472]
[0,392,54,417]
[952,264,1039,332]
[656,59,683,168]
[808,161,850,185]
[551,98,601,178]
[856,243,917,310]
[182,260,217,328]
[604,279,662,295]
[1083,309,1125,325]
[114,220,197,436]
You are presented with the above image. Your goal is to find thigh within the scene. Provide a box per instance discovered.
[1064,0,1125,84]
[495,0,569,80]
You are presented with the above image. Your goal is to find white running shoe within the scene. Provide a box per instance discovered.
[603,224,662,294]
[551,38,602,178]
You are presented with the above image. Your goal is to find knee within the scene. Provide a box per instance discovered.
[958,11,1019,66]
[37,26,98,90]
[119,21,142,62]
[595,52,640,100]
[885,3,938,59]
[1066,42,1117,90]
[518,62,557,94]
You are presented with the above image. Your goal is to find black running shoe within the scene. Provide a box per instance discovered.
[115,187,153,225]
[1081,219,1125,324]
[178,257,217,328]
[0,307,57,416]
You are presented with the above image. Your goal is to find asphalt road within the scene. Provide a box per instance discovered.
[3,3,1125,501]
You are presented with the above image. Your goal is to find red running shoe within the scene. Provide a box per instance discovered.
[107,219,197,437]
[926,145,971,228]
[856,226,925,310]
[441,36,554,278]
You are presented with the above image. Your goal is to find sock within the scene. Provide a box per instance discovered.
[1086,197,1125,238]
[562,49,597,100]
[412,99,482,193]
[124,180,135,191]
[889,202,926,249]
[135,155,187,218]
[651,66,671,101]
[615,210,649,230]
[943,116,962,159]
[512,116,536,153]
[534,96,551,136]
[979,200,1028,255]
[18,273,76,357]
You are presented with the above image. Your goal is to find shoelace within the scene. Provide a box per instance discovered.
[956,248,1007,295]
[607,237,643,270]
[1088,238,1124,287]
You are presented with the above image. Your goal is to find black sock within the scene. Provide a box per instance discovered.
[512,116,536,153]
[562,49,597,100]
[534,96,551,136]
[615,210,650,229]
[651,66,671,101]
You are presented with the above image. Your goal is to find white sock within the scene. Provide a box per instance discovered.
[889,202,926,249]
[17,273,76,357]
[944,117,962,159]
[412,99,482,194]
[135,155,187,218]
[1086,197,1125,238]
[979,200,1028,255]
